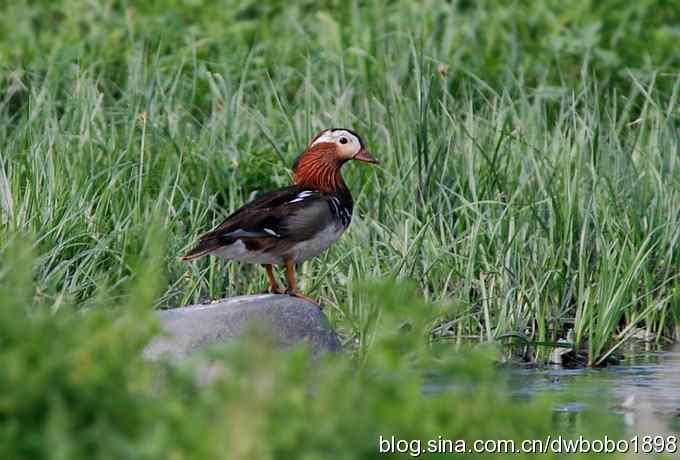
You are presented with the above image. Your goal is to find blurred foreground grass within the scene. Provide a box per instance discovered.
[0,240,630,459]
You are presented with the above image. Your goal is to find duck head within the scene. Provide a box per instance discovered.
[293,128,378,192]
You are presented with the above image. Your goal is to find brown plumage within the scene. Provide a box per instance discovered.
[181,128,378,305]
[293,144,349,194]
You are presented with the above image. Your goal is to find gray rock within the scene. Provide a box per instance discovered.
[144,294,342,361]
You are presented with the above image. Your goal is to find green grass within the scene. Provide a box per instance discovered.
[0,241,627,459]
[2,1,680,456]
[2,1,680,367]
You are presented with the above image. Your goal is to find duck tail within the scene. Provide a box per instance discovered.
[179,239,220,261]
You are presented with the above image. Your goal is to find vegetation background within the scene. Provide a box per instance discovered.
[1,0,679,458]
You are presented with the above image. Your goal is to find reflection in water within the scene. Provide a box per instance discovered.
[507,344,680,434]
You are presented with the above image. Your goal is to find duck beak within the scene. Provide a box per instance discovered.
[353,148,379,164]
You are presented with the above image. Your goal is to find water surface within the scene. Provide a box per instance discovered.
[507,344,680,433]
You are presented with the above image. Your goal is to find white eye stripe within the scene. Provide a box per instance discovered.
[310,130,359,146]
[311,132,335,146]
[334,130,357,143]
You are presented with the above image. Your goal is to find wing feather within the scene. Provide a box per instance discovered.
[180,186,335,260]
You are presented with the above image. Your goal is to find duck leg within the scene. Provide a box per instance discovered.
[264,264,286,294]
[283,257,320,307]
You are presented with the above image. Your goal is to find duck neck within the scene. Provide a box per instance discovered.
[293,144,350,197]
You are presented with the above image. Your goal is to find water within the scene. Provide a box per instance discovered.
[506,344,680,433]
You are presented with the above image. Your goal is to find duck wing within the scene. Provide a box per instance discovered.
[180,186,336,260]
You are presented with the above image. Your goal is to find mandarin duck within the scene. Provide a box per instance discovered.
[180,128,378,305]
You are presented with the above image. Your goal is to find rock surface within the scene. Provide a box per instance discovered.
[144,294,341,360]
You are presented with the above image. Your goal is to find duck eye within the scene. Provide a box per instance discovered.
[339,137,348,144]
